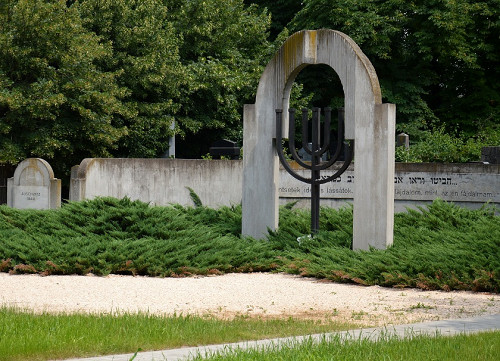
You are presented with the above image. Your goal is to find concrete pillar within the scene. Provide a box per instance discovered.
[242,104,279,239]
[353,104,396,250]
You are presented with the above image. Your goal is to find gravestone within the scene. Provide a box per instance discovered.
[298,143,327,161]
[7,158,61,209]
[481,147,500,164]
[242,30,396,250]
[209,139,240,159]
[0,164,15,205]
[397,133,410,149]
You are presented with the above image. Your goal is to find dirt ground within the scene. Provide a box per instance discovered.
[1,272,499,326]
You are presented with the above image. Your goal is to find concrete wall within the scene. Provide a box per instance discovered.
[69,158,499,211]
[70,158,243,208]
[279,162,500,212]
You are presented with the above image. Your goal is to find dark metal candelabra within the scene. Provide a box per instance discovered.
[276,107,354,233]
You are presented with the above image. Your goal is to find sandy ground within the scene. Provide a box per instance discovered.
[1,272,499,326]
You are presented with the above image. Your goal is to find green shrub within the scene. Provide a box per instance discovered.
[0,198,498,292]
[396,126,500,163]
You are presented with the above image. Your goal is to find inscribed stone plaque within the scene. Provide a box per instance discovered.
[7,158,61,209]
[279,167,500,204]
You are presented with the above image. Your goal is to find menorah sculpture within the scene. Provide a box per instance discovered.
[276,107,354,233]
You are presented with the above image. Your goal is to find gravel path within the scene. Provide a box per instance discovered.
[1,272,499,326]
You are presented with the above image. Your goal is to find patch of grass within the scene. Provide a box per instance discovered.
[0,197,498,292]
[195,331,500,361]
[409,302,436,310]
[0,306,358,361]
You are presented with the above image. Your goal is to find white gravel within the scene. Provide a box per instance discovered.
[1,272,499,326]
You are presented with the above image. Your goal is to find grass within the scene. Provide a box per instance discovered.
[195,331,500,361]
[0,306,359,361]
[2,306,498,361]
[0,197,498,292]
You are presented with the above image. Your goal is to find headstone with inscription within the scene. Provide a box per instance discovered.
[7,158,61,209]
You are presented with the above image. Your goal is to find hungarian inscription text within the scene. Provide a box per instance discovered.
[279,170,499,203]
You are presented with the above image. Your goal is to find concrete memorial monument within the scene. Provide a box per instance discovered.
[7,158,61,209]
[242,29,396,250]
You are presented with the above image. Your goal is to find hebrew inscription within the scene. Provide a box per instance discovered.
[280,169,499,203]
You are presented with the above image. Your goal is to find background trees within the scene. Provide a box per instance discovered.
[167,0,272,157]
[0,0,129,173]
[289,0,500,139]
[0,0,272,170]
[0,0,498,175]
[78,0,184,158]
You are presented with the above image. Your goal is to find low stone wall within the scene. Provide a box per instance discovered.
[70,158,243,208]
[69,158,499,211]
[279,162,500,212]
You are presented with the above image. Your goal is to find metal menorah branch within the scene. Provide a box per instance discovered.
[276,107,354,233]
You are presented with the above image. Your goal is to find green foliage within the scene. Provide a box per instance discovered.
[169,0,272,143]
[0,198,498,292]
[396,125,500,163]
[186,186,203,207]
[290,0,500,137]
[78,0,184,158]
[196,331,500,361]
[0,0,129,172]
[0,197,266,276]
[0,0,273,170]
[2,0,496,167]
[243,0,303,40]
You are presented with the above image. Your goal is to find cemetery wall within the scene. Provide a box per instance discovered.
[69,158,499,211]
[279,162,500,212]
[70,158,243,208]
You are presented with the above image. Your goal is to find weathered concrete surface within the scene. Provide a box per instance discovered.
[70,158,243,208]
[279,162,500,212]
[242,104,280,239]
[242,29,395,249]
[69,158,499,214]
[7,158,60,209]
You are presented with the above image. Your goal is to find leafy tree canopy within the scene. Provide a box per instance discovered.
[290,0,500,138]
[1,0,498,172]
[243,0,303,39]
[0,0,129,173]
[78,0,184,158]
[167,0,272,156]
[0,0,273,169]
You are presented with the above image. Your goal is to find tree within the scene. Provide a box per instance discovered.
[290,0,500,138]
[0,0,275,167]
[0,0,128,173]
[78,0,185,158]
[167,0,273,156]
[243,0,303,39]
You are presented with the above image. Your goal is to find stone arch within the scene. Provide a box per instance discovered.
[242,30,395,250]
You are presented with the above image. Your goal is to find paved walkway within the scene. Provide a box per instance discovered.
[59,314,500,361]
